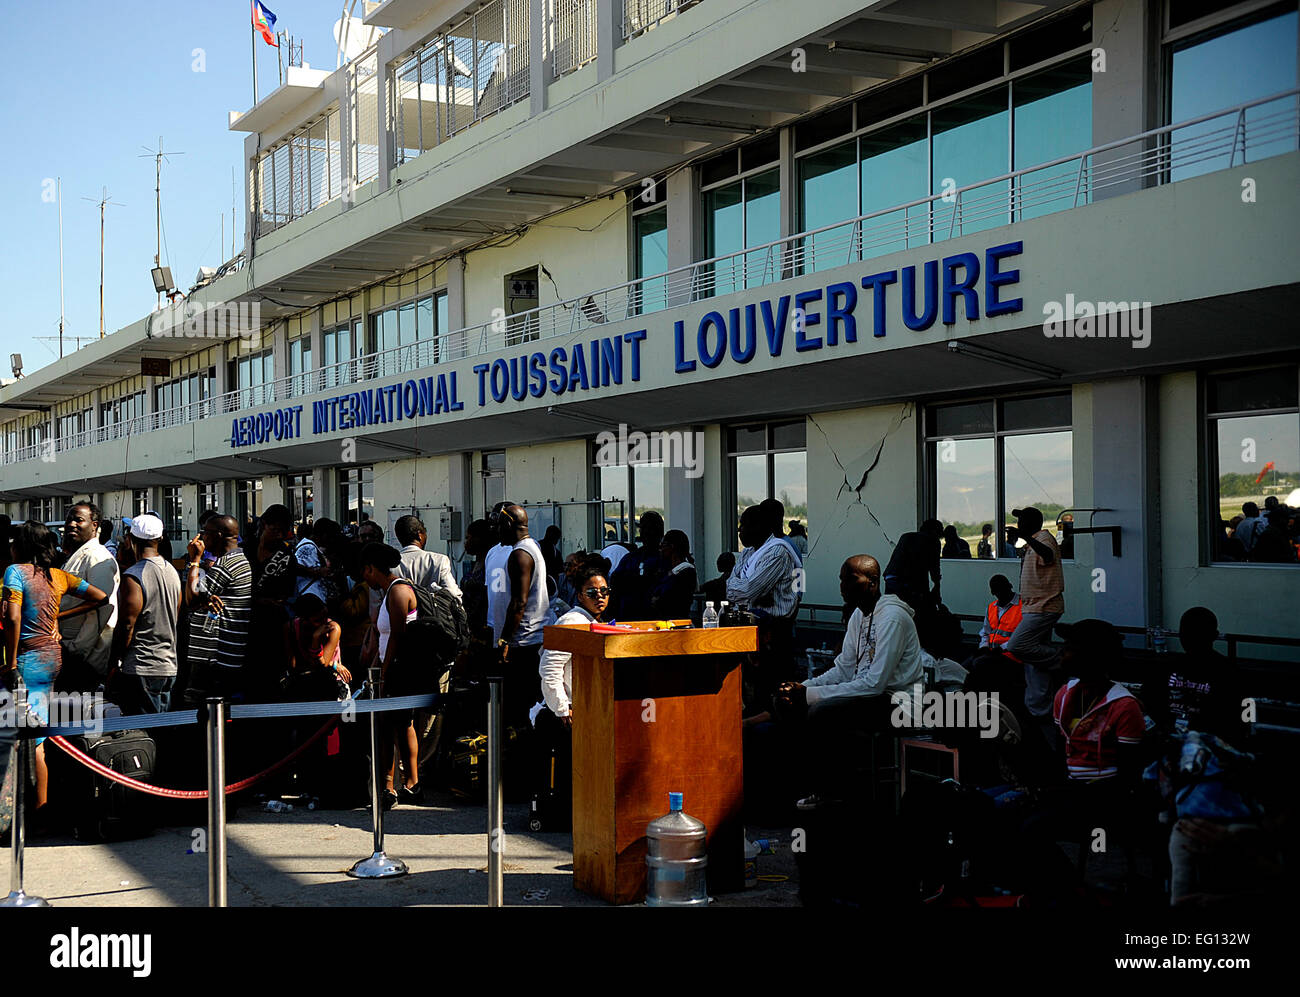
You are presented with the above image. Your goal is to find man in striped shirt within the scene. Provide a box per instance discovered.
[183,514,253,700]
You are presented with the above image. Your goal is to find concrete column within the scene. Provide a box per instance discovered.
[665,167,698,306]
[664,426,706,556]
[271,320,289,386]
[1091,0,1160,200]
[243,133,260,255]
[446,254,468,358]
[529,0,548,116]
[596,0,619,82]
[376,33,397,192]
[311,467,330,520]
[1089,377,1153,628]
[336,71,355,206]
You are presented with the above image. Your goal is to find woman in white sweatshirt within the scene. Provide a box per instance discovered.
[539,566,610,724]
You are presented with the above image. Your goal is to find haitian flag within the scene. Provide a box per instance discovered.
[252,1,278,46]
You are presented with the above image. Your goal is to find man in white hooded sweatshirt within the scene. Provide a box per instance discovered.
[775,554,923,810]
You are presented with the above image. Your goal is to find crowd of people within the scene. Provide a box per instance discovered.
[1,494,1292,906]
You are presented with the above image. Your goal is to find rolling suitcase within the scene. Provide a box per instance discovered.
[49,728,157,842]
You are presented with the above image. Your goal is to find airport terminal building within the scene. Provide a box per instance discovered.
[1,0,1297,651]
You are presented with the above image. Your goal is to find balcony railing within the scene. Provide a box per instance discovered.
[551,0,598,78]
[2,90,1295,468]
[623,0,703,40]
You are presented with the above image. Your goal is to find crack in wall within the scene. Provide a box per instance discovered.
[807,403,914,559]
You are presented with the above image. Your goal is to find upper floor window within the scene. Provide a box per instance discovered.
[155,367,216,422]
[926,394,1073,558]
[370,289,448,370]
[1167,5,1299,181]
[1205,366,1299,564]
[632,177,668,315]
[702,136,781,296]
[797,50,1091,268]
[229,349,274,409]
[288,336,312,397]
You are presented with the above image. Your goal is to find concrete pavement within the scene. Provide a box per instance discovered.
[4,791,802,907]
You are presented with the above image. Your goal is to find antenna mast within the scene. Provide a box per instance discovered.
[83,188,123,338]
[140,138,185,307]
[57,177,65,358]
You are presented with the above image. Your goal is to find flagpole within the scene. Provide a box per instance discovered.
[251,17,259,105]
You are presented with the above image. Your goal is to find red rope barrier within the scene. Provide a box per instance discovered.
[47,716,339,800]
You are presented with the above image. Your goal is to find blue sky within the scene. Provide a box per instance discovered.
[0,2,348,375]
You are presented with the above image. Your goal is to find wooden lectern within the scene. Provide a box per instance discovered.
[542,623,757,905]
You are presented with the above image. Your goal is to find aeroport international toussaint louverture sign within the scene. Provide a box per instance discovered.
[228,241,1024,449]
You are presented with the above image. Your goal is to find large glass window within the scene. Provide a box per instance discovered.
[1206,366,1299,564]
[323,320,362,389]
[1013,57,1093,219]
[931,92,1011,236]
[633,205,669,314]
[926,394,1073,557]
[286,472,314,529]
[703,141,781,297]
[229,349,274,409]
[727,420,807,544]
[288,337,312,397]
[794,26,1094,271]
[199,483,219,517]
[859,118,930,255]
[235,479,262,538]
[595,457,665,547]
[1168,8,1299,181]
[338,467,374,528]
[162,486,183,541]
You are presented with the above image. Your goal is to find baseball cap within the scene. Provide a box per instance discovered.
[1054,618,1123,652]
[128,513,165,541]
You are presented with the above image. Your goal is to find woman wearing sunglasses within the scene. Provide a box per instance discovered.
[533,566,608,829]
[539,567,609,728]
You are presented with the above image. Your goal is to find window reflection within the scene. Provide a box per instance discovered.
[1003,431,1073,555]
[934,437,995,553]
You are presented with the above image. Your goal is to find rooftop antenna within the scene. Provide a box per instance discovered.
[82,187,124,338]
[57,177,65,358]
[140,138,185,309]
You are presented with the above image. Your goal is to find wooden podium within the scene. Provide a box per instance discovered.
[542,623,757,905]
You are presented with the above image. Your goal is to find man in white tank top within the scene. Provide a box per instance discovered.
[496,504,556,726]
[484,501,515,645]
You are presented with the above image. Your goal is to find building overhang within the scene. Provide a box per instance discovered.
[228,65,331,133]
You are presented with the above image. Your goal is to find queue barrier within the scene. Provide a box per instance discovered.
[0,683,517,909]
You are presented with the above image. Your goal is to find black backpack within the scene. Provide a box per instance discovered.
[399,579,471,667]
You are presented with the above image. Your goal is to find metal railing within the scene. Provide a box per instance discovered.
[255,105,344,236]
[1,91,1296,467]
[551,0,598,78]
[623,0,703,40]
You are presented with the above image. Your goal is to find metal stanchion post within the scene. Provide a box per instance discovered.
[2,687,50,908]
[205,697,228,908]
[348,668,407,878]
[487,675,504,907]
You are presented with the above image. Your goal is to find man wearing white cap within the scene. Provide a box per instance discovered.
[110,513,182,714]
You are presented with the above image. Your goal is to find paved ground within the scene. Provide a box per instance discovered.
[4,791,802,908]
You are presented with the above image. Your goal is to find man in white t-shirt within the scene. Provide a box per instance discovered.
[59,502,120,687]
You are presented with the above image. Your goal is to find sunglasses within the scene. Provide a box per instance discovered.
[583,586,610,598]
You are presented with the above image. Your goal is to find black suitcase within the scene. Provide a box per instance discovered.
[49,728,157,842]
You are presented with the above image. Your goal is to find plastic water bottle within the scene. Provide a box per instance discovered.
[203,610,219,635]
[702,602,718,629]
[646,792,708,907]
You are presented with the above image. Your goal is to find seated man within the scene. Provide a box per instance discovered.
[1016,619,1146,903]
[773,554,922,810]
[963,574,1023,692]
[1143,606,1246,745]
[700,551,735,607]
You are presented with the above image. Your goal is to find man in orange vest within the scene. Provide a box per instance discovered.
[979,574,1022,662]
